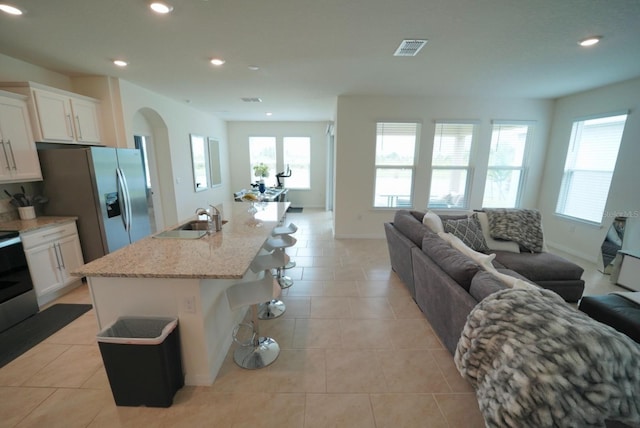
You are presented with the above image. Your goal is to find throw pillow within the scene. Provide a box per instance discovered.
[474,212,520,254]
[442,216,490,253]
[422,210,444,233]
[438,231,496,270]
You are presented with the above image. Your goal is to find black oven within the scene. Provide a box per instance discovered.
[0,231,38,333]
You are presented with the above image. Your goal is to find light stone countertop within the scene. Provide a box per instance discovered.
[71,202,290,279]
[0,216,78,233]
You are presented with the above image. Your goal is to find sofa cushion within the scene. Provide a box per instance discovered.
[422,233,480,291]
[493,250,584,281]
[442,216,489,253]
[393,210,429,247]
[469,271,509,301]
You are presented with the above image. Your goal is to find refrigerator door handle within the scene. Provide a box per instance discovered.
[116,167,129,232]
[120,168,133,232]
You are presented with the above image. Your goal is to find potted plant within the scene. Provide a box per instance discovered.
[253,163,270,181]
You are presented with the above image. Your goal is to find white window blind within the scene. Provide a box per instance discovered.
[483,122,532,208]
[556,113,627,224]
[249,136,276,184]
[283,137,311,189]
[373,122,418,208]
[428,122,476,209]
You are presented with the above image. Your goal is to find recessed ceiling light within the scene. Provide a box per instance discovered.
[0,4,23,15]
[113,60,128,67]
[266,112,273,116]
[210,58,226,66]
[150,2,173,14]
[248,65,260,71]
[578,36,602,47]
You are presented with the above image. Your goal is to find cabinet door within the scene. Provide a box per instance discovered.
[33,89,75,142]
[24,243,64,297]
[0,96,42,182]
[57,234,85,284]
[71,98,101,144]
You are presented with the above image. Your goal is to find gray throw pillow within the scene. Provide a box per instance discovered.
[443,216,490,253]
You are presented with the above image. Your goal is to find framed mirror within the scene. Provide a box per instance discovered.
[208,137,222,187]
[190,134,209,192]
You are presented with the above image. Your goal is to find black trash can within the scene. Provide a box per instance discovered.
[97,316,184,407]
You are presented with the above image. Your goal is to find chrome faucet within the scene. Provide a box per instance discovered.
[209,205,222,232]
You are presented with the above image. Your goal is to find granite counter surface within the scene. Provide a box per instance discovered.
[71,202,290,280]
[0,216,78,233]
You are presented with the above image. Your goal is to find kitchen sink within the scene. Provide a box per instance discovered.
[174,219,228,231]
[152,219,228,239]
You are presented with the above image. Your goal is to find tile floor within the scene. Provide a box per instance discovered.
[0,209,625,427]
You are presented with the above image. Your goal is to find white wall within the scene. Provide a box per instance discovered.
[0,53,71,89]
[227,121,329,208]
[118,80,230,227]
[537,76,640,262]
[333,95,554,238]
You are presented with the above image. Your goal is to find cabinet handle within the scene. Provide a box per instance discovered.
[0,140,10,171]
[75,115,83,140]
[53,243,62,270]
[66,114,74,139]
[56,243,66,269]
[6,140,17,170]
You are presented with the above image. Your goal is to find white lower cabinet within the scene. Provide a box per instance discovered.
[22,221,85,305]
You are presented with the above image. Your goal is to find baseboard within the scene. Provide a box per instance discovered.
[546,240,597,264]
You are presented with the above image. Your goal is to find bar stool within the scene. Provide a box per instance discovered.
[251,249,289,320]
[271,223,298,269]
[226,272,281,369]
[264,234,297,289]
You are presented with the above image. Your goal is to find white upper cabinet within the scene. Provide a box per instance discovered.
[0,91,42,182]
[0,82,103,146]
[34,88,102,144]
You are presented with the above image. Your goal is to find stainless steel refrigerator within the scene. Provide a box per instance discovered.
[38,147,151,262]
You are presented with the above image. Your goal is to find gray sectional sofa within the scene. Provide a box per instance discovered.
[384,209,586,354]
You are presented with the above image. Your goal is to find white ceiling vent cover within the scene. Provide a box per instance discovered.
[241,97,262,103]
[393,39,428,57]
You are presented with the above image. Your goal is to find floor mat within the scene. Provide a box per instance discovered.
[287,207,303,213]
[0,303,92,368]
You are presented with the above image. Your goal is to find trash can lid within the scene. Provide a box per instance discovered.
[97,317,178,345]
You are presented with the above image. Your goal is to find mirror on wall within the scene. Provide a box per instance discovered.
[208,138,222,188]
[190,134,209,192]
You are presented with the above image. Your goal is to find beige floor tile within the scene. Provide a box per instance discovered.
[378,349,452,393]
[210,347,272,392]
[22,344,103,388]
[325,349,387,393]
[286,280,325,297]
[234,392,305,428]
[304,393,375,428]
[309,296,351,319]
[81,365,112,390]
[16,387,112,428]
[259,317,296,349]
[356,279,410,297]
[387,295,426,319]
[0,343,70,386]
[386,318,444,350]
[302,267,336,281]
[434,393,486,428]
[264,349,326,392]
[0,386,55,427]
[312,255,343,267]
[294,248,323,257]
[370,393,448,428]
[431,349,475,393]
[322,280,359,297]
[339,319,394,349]
[292,256,315,267]
[280,296,311,319]
[292,319,343,349]
[348,297,395,319]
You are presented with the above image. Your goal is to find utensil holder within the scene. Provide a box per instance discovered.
[18,206,36,220]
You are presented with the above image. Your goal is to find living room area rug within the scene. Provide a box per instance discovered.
[0,303,92,368]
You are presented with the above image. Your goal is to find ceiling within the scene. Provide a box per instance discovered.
[1,0,639,122]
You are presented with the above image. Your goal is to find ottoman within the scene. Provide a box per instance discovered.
[578,294,640,344]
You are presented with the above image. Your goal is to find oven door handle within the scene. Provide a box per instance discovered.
[0,236,21,249]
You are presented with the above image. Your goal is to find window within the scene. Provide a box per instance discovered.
[556,113,627,224]
[249,136,276,183]
[482,122,533,208]
[283,137,311,189]
[373,122,419,208]
[428,122,476,209]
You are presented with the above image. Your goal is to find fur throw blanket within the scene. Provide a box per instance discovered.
[455,288,640,427]
[484,208,544,253]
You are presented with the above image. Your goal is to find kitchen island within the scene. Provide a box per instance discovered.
[72,202,290,385]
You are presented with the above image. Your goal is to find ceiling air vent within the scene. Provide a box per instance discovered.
[241,97,262,103]
[393,39,428,57]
